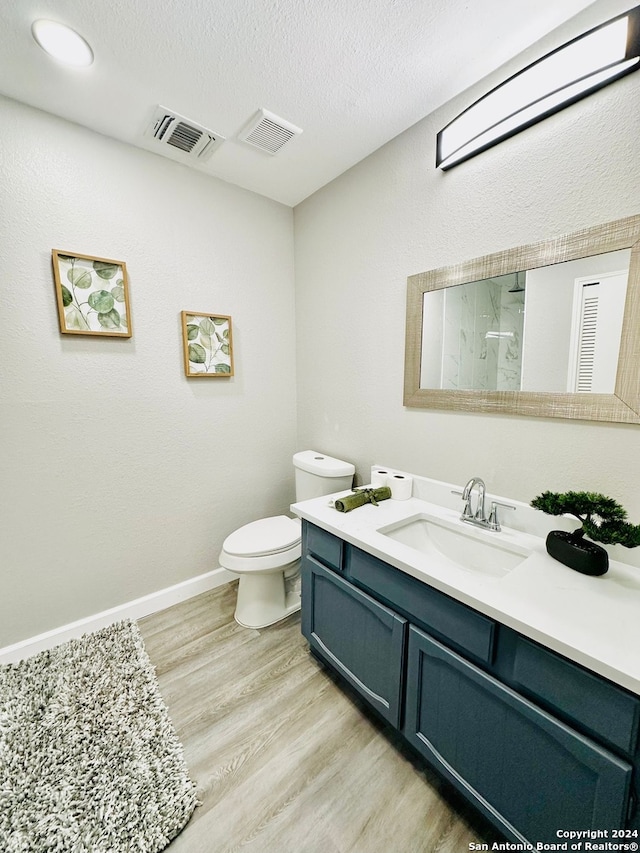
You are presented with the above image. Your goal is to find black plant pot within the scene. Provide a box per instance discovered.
[545,529,609,576]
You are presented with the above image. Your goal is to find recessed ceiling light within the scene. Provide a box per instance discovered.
[31,19,94,67]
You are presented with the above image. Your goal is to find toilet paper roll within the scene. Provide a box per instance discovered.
[370,467,390,488]
[389,473,413,501]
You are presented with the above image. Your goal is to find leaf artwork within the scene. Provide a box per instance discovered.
[184,314,233,375]
[111,283,126,303]
[64,305,90,331]
[188,343,206,364]
[92,260,119,280]
[88,290,115,314]
[56,254,129,335]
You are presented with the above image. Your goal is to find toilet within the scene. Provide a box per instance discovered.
[219,450,355,629]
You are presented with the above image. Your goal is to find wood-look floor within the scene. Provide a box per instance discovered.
[139,583,500,853]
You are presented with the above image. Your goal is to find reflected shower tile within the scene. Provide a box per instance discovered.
[498,366,522,391]
[442,353,460,388]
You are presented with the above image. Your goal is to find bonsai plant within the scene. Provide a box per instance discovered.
[531,490,640,576]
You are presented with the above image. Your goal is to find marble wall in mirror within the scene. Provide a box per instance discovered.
[404,215,640,423]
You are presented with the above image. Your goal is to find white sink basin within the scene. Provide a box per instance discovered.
[378,512,531,578]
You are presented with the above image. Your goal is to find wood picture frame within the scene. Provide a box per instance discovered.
[181,311,234,377]
[52,250,132,337]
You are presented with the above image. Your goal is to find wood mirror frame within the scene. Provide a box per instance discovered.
[404,214,640,423]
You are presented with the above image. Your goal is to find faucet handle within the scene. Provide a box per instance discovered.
[487,500,516,531]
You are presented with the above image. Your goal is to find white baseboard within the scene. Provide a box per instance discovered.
[0,567,236,665]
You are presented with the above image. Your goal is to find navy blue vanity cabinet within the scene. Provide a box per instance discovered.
[301,540,406,727]
[404,625,633,843]
[300,521,639,842]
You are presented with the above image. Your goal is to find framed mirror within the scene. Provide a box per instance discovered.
[404,214,640,423]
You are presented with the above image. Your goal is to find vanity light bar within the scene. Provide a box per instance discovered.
[436,6,640,170]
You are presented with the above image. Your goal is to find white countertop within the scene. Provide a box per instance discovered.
[292,488,640,695]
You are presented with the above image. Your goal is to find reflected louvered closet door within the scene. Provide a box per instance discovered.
[569,270,628,393]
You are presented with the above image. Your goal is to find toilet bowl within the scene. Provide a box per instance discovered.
[220,450,355,630]
[220,515,302,629]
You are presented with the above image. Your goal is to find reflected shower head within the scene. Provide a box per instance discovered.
[508,271,525,293]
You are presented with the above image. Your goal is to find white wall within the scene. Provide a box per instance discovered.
[294,4,640,554]
[0,95,297,647]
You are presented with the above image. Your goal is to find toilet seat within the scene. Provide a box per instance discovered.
[220,515,301,574]
[222,515,301,557]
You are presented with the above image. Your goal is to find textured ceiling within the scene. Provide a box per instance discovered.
[0,0,606,206]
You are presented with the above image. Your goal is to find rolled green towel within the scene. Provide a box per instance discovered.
[334,486,392,513]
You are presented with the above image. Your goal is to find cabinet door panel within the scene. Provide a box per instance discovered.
[405,626,632,844]
[303,555,406,727]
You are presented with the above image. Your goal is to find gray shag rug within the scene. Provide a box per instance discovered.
[0,620,197,853]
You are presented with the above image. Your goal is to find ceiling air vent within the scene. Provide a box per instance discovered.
[238,109,302,155]
[144,107,224,161]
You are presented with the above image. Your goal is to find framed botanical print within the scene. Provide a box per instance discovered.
[181,311,234,377]
[52,250,132,337]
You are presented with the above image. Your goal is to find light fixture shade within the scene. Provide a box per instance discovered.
[436,6,640,170]
[31,19,94,67]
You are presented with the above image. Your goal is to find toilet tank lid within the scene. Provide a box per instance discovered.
[293,450,355,477]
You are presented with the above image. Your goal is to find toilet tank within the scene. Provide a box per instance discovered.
[293,451,355,500]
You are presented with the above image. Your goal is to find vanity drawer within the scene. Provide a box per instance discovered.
[345,545,495,664]
[511,636,640,756]
[304,522,344,572]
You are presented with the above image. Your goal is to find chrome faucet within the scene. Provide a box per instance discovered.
[461,477,487,524]
[452,477,516,532]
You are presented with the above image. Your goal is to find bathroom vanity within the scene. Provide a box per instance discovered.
[292,473,640,845]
